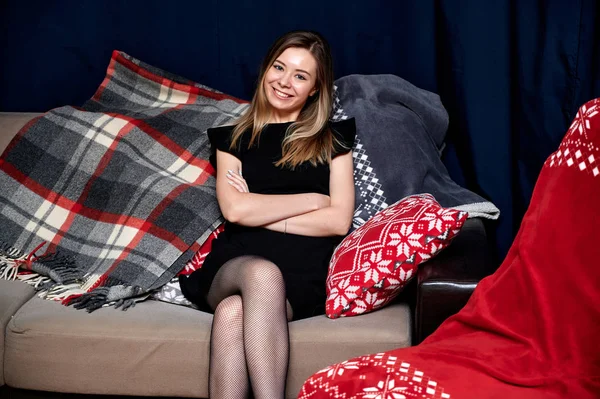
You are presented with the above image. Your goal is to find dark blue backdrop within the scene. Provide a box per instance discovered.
[1,0,599,264]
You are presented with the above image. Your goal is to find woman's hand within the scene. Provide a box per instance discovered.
[226,169,249,193]
[225,170,329,211]
[215,150,328,226]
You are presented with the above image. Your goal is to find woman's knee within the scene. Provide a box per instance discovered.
[240,256,286,291]
[213,295,243,322]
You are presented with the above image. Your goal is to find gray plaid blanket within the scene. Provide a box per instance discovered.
[0,50,249,311]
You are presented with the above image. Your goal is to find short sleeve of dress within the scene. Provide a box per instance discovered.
[207,125,240,169]
[331,117,356,158]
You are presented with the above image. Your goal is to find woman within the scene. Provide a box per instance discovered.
[180,30,356,399]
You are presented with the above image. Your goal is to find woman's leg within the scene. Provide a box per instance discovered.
[209,295,248,399]
[207,255,292,399]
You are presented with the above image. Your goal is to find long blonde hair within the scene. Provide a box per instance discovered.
[230,31,340,169]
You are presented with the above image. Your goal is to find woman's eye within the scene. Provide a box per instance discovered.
[274,64,283,71]
[295,74,307,81]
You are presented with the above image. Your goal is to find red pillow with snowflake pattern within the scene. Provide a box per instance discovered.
[325,194,467,318]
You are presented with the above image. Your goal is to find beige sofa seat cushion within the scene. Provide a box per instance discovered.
[0,113,44,154]
[5,296,410,399]
[287,303,411,398]
[5,297,213,398]
[0,280,35,386]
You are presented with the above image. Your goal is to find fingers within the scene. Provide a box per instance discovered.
[227,179,245,192]
[226,170,245,186]
[226,170,249,193]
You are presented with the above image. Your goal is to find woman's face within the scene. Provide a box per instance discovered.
[262,47,318,122]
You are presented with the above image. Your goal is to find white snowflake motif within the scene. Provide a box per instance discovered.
[384,276,403,289]
[421,209,455,233]
[428,241,441,256]
[330,278,360,310]
[184,258,201,273]
[328,286,345,310]
[362,249,393,279]
[299,356,452,399]
[352,291,386,314]
[388,224,423,257]
[320,360,361,379]
[394,265,414,283]
[363,375,408,399]
[364,267,380,284]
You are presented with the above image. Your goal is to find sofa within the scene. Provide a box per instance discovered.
[0,112,492,399]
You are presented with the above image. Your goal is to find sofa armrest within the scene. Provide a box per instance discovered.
[0,112,44,155]
[413,217,491,344]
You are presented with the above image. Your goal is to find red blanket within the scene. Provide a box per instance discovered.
[299,99,600,398]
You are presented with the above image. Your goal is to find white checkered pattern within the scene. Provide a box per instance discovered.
[332,86,389,229]
[547,99,600,177]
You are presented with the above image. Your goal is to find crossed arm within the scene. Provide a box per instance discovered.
[214,149,355,237]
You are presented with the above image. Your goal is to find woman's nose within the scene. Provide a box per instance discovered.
[279,73,291,87]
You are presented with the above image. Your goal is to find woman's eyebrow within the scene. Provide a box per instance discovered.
[274,59,312,77]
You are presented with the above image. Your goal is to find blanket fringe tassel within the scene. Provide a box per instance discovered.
[2,242,148,311]
[44,284,87,301]
[0,242,28,281]
[17,273,52,290]
[1,241,84,300]
[69,288,110,312]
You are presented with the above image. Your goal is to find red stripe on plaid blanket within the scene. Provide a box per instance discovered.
[187,240,202,256]
[0,162,81,211]
[49,120,138,253]
[87,179,200,290]
[93,50,247,104]
[0,161,192,252]
[110,113,215,176]
[90,53,118,101]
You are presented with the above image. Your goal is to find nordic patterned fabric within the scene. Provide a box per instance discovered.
[0,50,249,311]
[298,353,451,399]
[178,223,226,276]
[546,100,599,177]
[300,98,600,399]
[325,194,467,318]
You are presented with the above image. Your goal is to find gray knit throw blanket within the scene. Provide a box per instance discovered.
[331,74,500,228]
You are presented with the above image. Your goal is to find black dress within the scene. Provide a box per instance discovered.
[179,118,356,320]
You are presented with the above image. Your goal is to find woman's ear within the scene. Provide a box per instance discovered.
[310,88,318,97]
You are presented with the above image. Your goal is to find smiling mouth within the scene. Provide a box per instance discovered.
[272,87,293,99]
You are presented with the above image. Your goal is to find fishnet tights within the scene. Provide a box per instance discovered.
[207,255,292,399]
